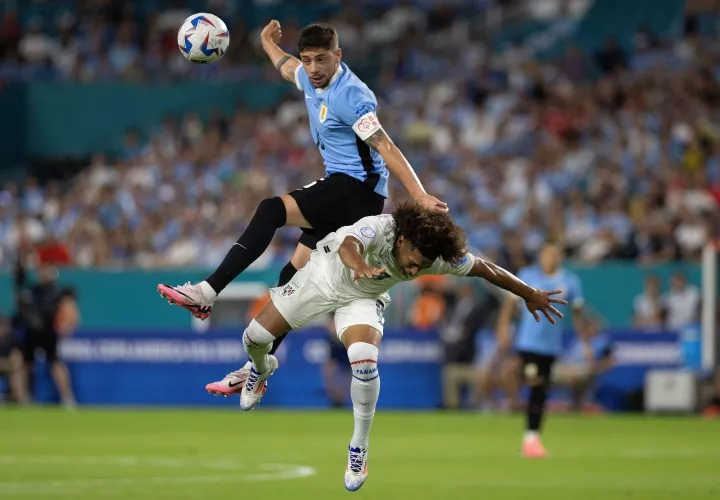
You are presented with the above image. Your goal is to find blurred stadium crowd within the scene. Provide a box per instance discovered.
[0,0,719,271]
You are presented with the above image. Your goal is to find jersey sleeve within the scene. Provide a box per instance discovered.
[334,86,383,141]
[345,216,388,254]
[294,65,306,92]
[569,273,585,308]
[430,253,476,277]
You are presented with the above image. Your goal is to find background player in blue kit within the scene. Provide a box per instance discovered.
[159,21,447,381]
[496,241,589,458]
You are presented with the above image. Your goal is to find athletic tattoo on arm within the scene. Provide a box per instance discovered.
[363,128,388,150]
[275,55,300,84]
[275,55,291,72]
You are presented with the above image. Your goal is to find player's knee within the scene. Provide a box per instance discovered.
[254,197,287,228]
[347,342,379,383]
[242,320,273,355]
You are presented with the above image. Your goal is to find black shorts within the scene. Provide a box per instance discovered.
[21,330,59,364]
[517,350,555,384]
[289,173,386,249]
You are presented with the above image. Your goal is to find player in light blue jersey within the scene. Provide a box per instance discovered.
[496,241,589,458]
[159,22,446,362]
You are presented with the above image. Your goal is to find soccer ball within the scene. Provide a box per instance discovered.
[177,13,229,64]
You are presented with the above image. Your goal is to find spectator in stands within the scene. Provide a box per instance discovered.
[408,276,448,331]
[594,37,628,74]
[632,275,664,330]
[36,234,72,267]
[662,271,702,331]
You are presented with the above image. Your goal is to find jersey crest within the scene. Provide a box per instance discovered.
[280,281,298,298]
[319,102,328,123]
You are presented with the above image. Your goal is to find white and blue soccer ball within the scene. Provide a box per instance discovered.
[177,13,229,64]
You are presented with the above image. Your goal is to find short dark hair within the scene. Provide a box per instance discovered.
[393,202,467,263]
[298,24,338,53]
[542,238,562,250]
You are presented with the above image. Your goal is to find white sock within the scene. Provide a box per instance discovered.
[198,281,218,301]
[347,342,380,450]
[242,320,275,373]
[524,431,540,442]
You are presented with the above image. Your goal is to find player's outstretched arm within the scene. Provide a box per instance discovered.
[468,257,567,324]
[363,129,447,212]
[260,20,301,84]
[338,236,385,280]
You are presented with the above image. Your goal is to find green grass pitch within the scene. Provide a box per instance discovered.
[0,408,718,499]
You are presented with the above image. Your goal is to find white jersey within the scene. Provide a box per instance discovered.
[310,214,475,305]
[269,214,475,335]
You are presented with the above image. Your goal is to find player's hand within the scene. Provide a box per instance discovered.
[523,289,567,325]
[352,264,386,280]
[261,19,282,44]
[415,194,448,212]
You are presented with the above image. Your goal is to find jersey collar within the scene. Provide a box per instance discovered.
[314,64,344,95]
[541,267,563,279]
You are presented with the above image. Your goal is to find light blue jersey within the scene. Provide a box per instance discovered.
[294,62,389,198]
[514,266,584,356]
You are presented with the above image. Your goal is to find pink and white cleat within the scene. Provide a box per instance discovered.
[344,446,369,491]
[205,362,253,397]
[522,436,549,459]
[239,355,279,411]
[158,282,214,320]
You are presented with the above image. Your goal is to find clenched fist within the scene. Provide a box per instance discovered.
[261,19,282,45]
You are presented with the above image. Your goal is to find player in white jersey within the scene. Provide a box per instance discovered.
[205,202,567,492]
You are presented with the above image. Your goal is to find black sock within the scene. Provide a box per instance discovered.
[268,262,297,356]
[276,261,298,288]
[527,382,550,432]
[205,197,286,294]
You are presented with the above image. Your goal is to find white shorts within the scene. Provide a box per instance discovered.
[269,263,386,339]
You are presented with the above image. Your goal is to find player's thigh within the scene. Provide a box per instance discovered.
[268,264,335,331]
[536,354,555,380]
[339,324,382,350]
[335,299,385,349]
[289,242,313,270]
[283,176,335,230]
[519,351,554,385]
[288,174,384,239]
[280,194,312,228]
[253,300,292,336]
